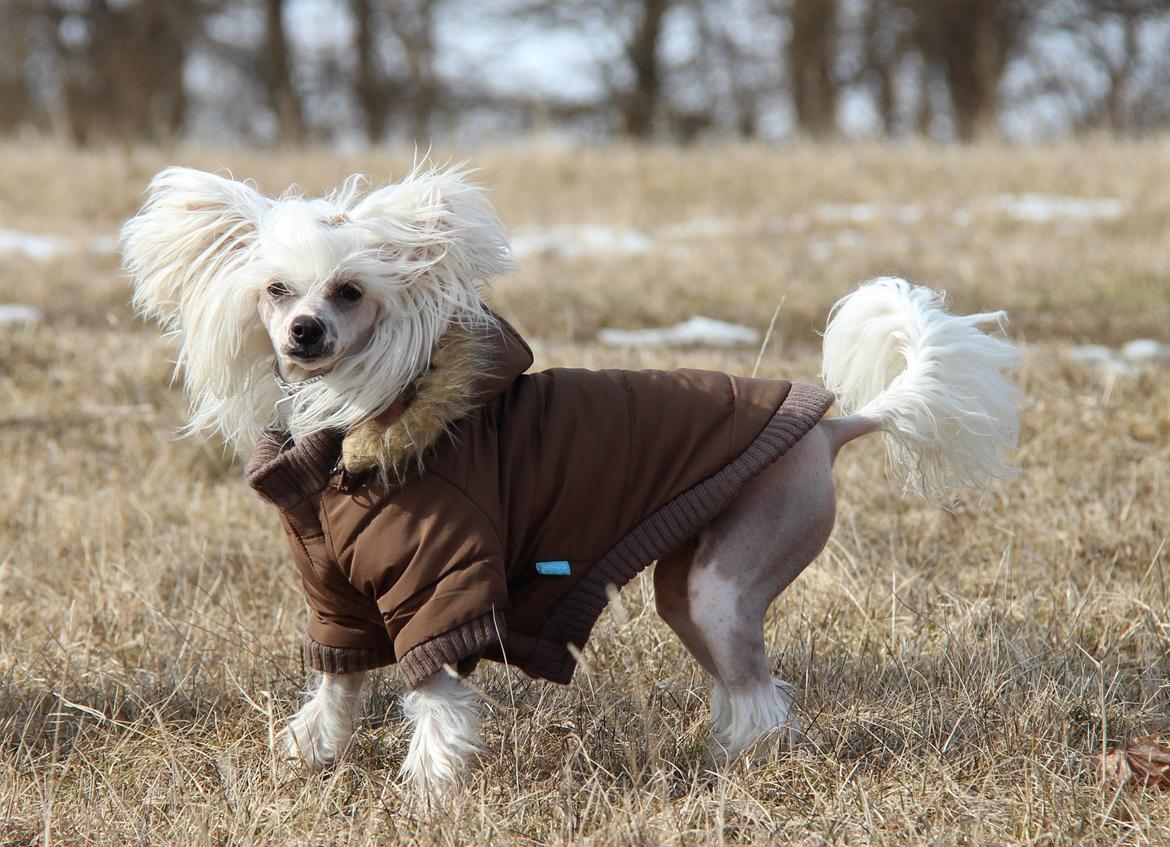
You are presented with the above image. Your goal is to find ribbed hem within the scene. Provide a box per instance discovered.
[524,381,835,684]
[397,613,505,688]
[302,633,396,674]
[246,428,343,509]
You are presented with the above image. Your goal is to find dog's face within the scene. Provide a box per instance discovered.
[259,275,380,375]
[251,202,384,377]
[121,163,513,452]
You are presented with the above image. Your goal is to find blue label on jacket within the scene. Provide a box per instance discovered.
[536,560,572,576]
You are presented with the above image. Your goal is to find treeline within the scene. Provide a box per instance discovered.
[2,0,1169,146]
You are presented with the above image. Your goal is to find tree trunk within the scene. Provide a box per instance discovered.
[351,0,389,143]
[262,0,306,144]
[620,0,669,138]
[789,0,838,138]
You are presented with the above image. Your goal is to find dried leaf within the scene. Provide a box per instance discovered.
[1096,733,1170,789]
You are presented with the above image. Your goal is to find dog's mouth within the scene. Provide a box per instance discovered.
[284,343,333,362]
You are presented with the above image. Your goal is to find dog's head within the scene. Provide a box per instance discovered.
[121,163,512,453]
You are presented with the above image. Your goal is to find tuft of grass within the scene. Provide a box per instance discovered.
[0,140,1167,845]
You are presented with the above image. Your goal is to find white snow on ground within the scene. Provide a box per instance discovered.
[0,304,44,326]
[87,235,118,254]
[0,230,76,261]
[0,193,1128,267]
[510,225,654,259]
[598,316,760,348]
[655,217,742,240]
[809,229,870,260]
[1121,339,1170,361]
[992,194,1126,223]
[1065,339,1170,376]
[815,202,925,225]
[0,228,118,261]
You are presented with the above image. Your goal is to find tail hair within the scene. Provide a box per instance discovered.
[821,277,1022,503]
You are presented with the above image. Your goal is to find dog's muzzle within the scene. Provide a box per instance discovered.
[286,316,331,360]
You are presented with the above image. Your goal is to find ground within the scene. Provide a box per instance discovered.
[0,140,1168,845]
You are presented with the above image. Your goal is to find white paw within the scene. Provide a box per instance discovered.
[279,711,345,770]
[278,684,361,770]
[399,672,483,796]
[708,677,802,760]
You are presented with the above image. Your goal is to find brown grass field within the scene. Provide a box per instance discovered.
[0,140,1168,845]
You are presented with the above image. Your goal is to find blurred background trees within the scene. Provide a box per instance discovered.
[1,0,1169,146]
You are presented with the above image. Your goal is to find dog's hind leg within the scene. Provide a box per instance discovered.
[279,670,367,769]
[654,538,734,738]
[686,422,839,758]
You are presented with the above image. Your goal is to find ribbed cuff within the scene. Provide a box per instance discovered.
[397,613,505,688]
[246,428,343,508]
[302,633,396,674]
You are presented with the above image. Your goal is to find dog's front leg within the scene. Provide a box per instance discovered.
[279,670,367,769]
[399,670,483,795]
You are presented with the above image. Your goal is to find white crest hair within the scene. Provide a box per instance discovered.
[821,277,1022,503]
[120,161,513,455]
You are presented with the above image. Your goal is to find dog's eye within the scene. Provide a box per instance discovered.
[267,281,291,298]
[337,283,363,303]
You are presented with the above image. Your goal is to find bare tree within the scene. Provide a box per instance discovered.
[346,0,442,144]
[619,0,671,136]
[788,0,839,137]
[260,0,306,144]
[22,0,201,145]
[905,0,1036,140]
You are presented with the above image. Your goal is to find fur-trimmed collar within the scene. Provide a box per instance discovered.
[341,317,533,487]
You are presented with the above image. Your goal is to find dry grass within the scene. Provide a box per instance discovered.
[0,139,1168,845]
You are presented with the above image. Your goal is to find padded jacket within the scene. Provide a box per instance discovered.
[246,317,834,686]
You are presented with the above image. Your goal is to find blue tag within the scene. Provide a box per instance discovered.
[536,560,571,576]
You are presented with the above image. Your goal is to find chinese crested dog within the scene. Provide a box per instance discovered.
[121,163,1021,796]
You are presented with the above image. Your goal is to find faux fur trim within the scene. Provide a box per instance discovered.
[341,327,490,487]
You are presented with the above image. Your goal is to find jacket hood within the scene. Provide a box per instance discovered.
[340,314,534,486]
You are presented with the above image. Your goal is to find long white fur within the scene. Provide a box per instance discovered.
[712,678,801,759]
[279,671,366,769]
[120,162,511,456]
[400,670,484,794]
[821,277,1021,502]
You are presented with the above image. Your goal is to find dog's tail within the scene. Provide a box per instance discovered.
[820,277,1022,503]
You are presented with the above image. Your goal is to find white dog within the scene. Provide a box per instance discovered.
[121,163,1021,795]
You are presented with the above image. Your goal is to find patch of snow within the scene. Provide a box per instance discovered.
[1120,339,1170,362]
[951,208,974,227]
[598,316,760,348]
[1065,344,1116,365]
[808,229,870,260]
[510,225,654,259]
[0,229,75,261]
[0,228,118,260]
[88,235,118,254]
[816,202,881,224]
[993,194,1126,223]
[1065,339,1169,376]
[0,304,44,326]
[655,217,740,240]
[816,202,924,225]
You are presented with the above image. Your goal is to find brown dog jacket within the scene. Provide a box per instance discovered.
[246,317,834,687]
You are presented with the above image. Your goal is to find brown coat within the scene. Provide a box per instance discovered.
[246,318,834,687]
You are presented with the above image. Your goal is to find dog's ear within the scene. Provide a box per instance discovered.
[347,164,514,291]
[121,167,276,455]
[121,166,269,329]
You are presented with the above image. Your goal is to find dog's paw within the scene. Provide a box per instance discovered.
[278,704,353,771]
[705,678,803,762]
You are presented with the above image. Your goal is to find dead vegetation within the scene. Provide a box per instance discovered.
[0,140,1168,845]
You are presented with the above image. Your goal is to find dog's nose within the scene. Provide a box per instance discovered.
[290,316,325,347]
